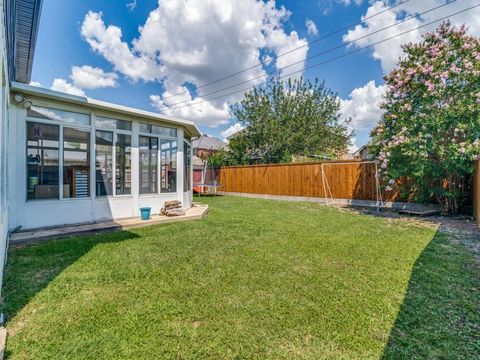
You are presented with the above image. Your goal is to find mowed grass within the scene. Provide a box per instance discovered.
[2,196,479,359]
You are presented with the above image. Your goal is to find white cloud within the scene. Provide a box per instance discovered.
[29,81,42,87]
[336,0,363,6]
[341,80,385,131]
[80,1,309,127]
[306,19,318,36]
[51,78,86,97]
[49,65,118,97]
[221,123,244,140]
[126,0,137,12]
[340,80,385,150]
[263,54,273,66]
[265,29,308,79]
[81,11,164,81]
[150,93,230,127]
[71,65,118,89]
[343,0,480,73]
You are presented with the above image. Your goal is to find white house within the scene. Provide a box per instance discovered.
[0,0,200,289]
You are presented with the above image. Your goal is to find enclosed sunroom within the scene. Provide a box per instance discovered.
[8,82,200,230]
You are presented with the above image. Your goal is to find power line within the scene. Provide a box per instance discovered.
[151,0,456,111]
[162,3,480,113]
[127,0,411,106]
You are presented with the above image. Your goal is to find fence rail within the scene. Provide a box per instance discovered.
[219,160,400,202]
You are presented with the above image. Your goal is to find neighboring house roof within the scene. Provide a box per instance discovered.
[6,0,43,83]
[192,134,227,150]
[11,82,202,137]
[352,144,369,157]
[192,155,204,167]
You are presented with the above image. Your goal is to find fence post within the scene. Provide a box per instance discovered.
[474,160,480,225]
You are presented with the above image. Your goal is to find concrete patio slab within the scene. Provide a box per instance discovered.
[10,203,209,245]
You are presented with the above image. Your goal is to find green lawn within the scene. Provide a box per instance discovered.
[2,196,479,359]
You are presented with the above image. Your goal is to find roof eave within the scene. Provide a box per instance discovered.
[10,82,201,137]
[8,0,43,83]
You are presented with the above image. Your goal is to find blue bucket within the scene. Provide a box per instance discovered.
[140,207,151,220]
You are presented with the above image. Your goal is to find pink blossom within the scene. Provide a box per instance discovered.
[429,46,441,57]
[425,80,435,92]
[407,68,417,77]
[450,63,461,74]
[422,65,434,75]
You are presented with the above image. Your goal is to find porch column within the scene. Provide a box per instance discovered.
[131,121,140,216]
[176,127,184,205]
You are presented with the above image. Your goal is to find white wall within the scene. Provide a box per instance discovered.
[0,0,10,289]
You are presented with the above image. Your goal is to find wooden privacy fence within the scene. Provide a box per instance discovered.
[219,160,400,202]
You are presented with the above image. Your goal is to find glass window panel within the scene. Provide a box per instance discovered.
[183,142,191,192]
[139,123,177,137]
[27,106,90,126]
[96,116,132,131]
[116,134,132,195]
[139,136,158,194]
[95,131,113,196]
[152,125,177,137]
[161,139,177,193]
[116,120,131,131]
[26,122,59,200]
[63,127,90,198]
[139,123,150,133]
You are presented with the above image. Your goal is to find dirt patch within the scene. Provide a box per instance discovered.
[344,206,480,259]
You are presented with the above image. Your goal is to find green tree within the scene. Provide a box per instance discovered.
[371,22,480,214]
[226,77,351,164]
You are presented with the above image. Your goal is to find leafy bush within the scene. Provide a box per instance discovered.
[371,22,480,214]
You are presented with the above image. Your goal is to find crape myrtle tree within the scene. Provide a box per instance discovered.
[371,21,480,214]
[225,77,352,165]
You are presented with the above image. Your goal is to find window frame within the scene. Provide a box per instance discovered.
[95,129,114,197]
[114,132,133,197]
[138,135,159,195]
[95,115,132,132]
[63,126,92,199]
[25,108,135,202]
[26,121,61,201]
[25,106,181,201]
[138,124,178,196]
[25,110,92,202]
[93,115,132,198]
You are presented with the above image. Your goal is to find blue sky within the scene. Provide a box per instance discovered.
[30,0,480,149]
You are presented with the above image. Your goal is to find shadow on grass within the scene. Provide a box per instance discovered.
[1,230,141,321]
[381,230,480,359]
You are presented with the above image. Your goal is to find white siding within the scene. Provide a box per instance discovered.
[0,0,10,290]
